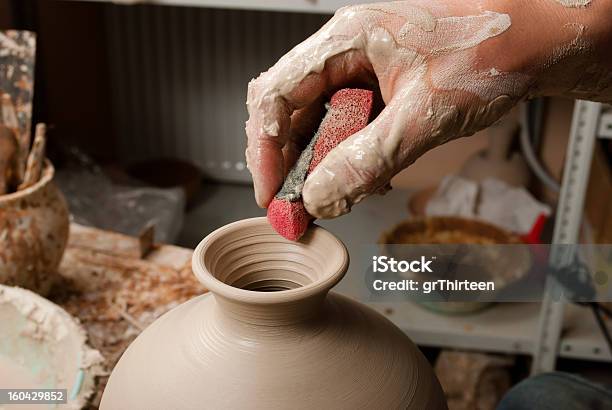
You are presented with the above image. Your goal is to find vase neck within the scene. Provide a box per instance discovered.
[213,292,328,326]
[192,218,349,327]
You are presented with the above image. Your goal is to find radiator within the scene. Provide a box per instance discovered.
[105,4,329,182]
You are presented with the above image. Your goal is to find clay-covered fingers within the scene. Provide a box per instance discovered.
[282,98,328,175]
[245,89,290,207]
[301,81,515,219]
[245,9,373,208]
[246,73,361,208]
[246,70,330,206]
[301,98,401,219]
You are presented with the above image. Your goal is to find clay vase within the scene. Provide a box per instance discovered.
[101,217,447,409]
[0,161,69,295]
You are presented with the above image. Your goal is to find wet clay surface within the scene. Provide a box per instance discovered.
[101,218,447,410]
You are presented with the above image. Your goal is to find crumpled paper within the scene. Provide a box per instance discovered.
[426,175,550,235]
[425,176,479,218]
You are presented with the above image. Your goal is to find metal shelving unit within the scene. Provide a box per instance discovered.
[367,301,612,364]
[330,101,612,369]
[531,101,605,373]
[371,101,612,370]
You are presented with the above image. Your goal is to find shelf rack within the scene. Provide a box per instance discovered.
[369,302,611,364]
[380,101,612,370]
[531,101,606,373]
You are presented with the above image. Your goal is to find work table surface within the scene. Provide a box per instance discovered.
[50,223,206,408]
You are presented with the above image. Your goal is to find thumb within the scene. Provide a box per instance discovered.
[302,96,417,219]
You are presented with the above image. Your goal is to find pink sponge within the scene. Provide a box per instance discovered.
[267,88,374,241]
[266,199,310,242]
[308,89,374,172]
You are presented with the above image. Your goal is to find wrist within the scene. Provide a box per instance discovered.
[462,0,562,99]
[481,0,569,74]
[506,0,612,99]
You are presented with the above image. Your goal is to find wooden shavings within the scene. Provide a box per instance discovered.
[138,223,155,257]
[48,224,206,408]
[17,123,45,190]
[69,223,152,259]
[110,303,146,332]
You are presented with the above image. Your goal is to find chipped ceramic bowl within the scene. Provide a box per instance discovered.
[0,285,103,409]
[0,160,69,296]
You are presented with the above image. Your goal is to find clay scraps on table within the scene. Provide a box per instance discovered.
[49,224,205,408]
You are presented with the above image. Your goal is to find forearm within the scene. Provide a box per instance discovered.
[486,0,612,102]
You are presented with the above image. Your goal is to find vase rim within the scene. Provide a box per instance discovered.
[0,159,54,203]
[192,217,349,305]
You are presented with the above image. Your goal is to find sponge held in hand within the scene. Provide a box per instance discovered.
[267,88,374,241]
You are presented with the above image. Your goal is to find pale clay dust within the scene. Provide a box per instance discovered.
[554,0,592,8]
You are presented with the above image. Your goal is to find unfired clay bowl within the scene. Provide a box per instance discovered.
[0,285,103,409]
[0,161,69,295]
[101,217,447,410]
[380,216,531,314]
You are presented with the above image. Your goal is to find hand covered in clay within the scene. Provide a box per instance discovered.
[246,0,612,218]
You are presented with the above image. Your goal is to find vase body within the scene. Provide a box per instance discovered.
[101,217,447,410]
[0,162,69,295]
